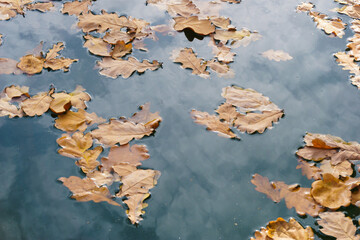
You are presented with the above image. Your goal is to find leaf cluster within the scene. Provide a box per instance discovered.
[0,0,54,20]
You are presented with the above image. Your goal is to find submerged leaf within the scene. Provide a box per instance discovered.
[261,50,293,62]
[57,132,93,159]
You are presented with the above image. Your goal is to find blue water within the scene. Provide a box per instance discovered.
[0,0,359,239]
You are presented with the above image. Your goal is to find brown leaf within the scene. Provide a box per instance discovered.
[57,132,93,159]
[4,85,29,99]
[337,5,360,19]
[113,163,138,178]
[296,2,314,12]
[319,160,353,178]
[111,41,132,59]
[116,169,161,197]
[210,17,231,29]
[91,119,154,146]
[17,55,44,74]
[0,6,17,20]
[103,30,134,44]
[20,89,53,116]
[230,32,262,48]
[87,170,117,186]
[266,218,314,240]
[55,109,105,132]
[76,146,103,173]
[0,58,23,74]
[335,52,360,75]
[318,212,360,240]
[172,48,209,77]
[128,102,162,130]
[61,0,91,16]
[44,42,78,71]
[166,0,200,17]
[50,85,91,114]
[251,174,281,202]
[261,50,293,62]
[215,103,239,123]
[26,2,54,12]
[311,173,351,209]
[59,176,120,206]
[208,38,235,63]
[296,146,337,161]
[173,16,215,35]
[296,159,322,180]
[83,35,112,57]
[101,144,150,171]
[309,11,346,38]
[123,193,150,224]
[347,34,360,61]
[213,29,251,42]
[97,57,161,79]
[206,59,234,78]
[190,109,238,139]
[250,228,271,240]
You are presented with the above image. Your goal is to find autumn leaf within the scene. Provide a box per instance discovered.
[230,32,262,48]
[173,16,215,35]
[112,163,138,178]
[97,57,161,79]
[124,193,150,224]
[76,146,103,173]
[261,50,293,62]
[55,109,105,132]
[296,147,337,161]
[128,102,162,130]
[296,2,314,12]
[206,59,234,78]
[296,159,322,180]
[4,85,29,99]
[266,218,314,240]
[319,160,353,178]
[215,103,239,123]
[56,132,93,159]
[83,35,112,57]
[50,85,91,114]
[59,176,120,206]
[0,97,23,118]
[26,2,54,12]
[111,41,132,59]
[172,48,209,77]
[309,11,346,38]
[347,34,360,61]
[103,30,135,44]
[251,174,281,202]
[335,52,360,75]
[44,42,78,71]
[87,170,117,186]
[0,58,22,74]
[101,144,150,171]
[208,38,235,63]
[0,5,17,20]
[61,0,91,16]
[17,54,44,74]
[190,110,238,139]
[20,88,53,116]
[318,212,360,240]
[166,0,200,17]
[336,5,360,19]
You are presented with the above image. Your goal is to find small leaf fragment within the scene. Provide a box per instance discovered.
[261,50,293,62]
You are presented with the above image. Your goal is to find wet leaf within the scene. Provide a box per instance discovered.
[335,52,360,75]
[215,103,239,123]
[103,30,134,44]
[318,212,360,240]
[4,85,29,99]
[173,16,215,35]
[101,144,150,171]
[296,2,314,12]
[0,58,22,74]
[209,16,231,29]
[113,163,138,178]
[296,147,337,161]
[44,42,78,71]
[0,97,23,118]
[190,110,238,139]
[26,2,54,12]
[91,119,154,146]
[50,85,91,114]
[57,132,93,159]
[59,176,120,206]
[128,102,162,130]
[166,0,200,17]
[296,159,322,180]
[123,193,150,224]
[309,11,346,38]
[76,146,103,173]
[111,40,132,59]
[87,170,117,186]
[337,5,360,19]
[347,34,360,61]
[208,38,235,63]
[311,173,352,209]
[61,0,91,16]
[213,29,251,42]
[206,59,234,77]
[0,6,17,20]
[17,55,44,74]
[319,160,353,178]
[97,57,161,79]
[20,89,53,116]
[55,109,105,132]
[230,32,262,48]
[251,174,281,202]
[261,49,293,62]
[83,35,112,57]
[266,217,314,240]
[250,228,271,240]
[172,48,209,77]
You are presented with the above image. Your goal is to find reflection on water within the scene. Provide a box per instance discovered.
[0,0,360,239]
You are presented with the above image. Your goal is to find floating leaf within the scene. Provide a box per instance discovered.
[97,57,161,79]
[319,160,353,178]
[266,218,314,240]
[296,159,322,180]
[111,40,132,59]
[335,52,360,75]
[309,11,346,38]
[0,58,22,74]
[4,85,29,99]
[166,0,200,17]
[20,89,53,116]
[26,2,54,12]
[76,146,103,173]
[296,147,337,161]
[123,193,150,224]
[44,42,78,71]
[57,132,93,159]
[55,109,105,132]
[261,50,293,62]
[0,97,23,118]
[128,102,162,130]
[296,2,314,12]
[206,59,234,77]
[173,16,215,35]
[337,5,360,19]
[318,212,360,240]
[213,29,250,42]
[83,35,112,57]
[50,85,91,114]
[251,174,281,202]
[172,48,209,77]
[208,38,235,63]
[61,0,91,16]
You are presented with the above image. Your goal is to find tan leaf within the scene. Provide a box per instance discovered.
[233,110,284,134]
[0,6,17,20]
[97,57,161,79]
[208,39,235,63]
[57,132,93,158]
[91,119,154,146]
[221,86,281,112]
[296,159,322,180]
[311,173,351,209]
[210,17,231,30]
[351,20,360,33]
[251,174,281,202]
[87,170,117,186]
[172,48,209,77]
[250,228,271,240]
[83,35,112,57]
[351,75,360,88]
[296,2,314,12]
[4,85,29,98]
[221,0,241,3]
[167,0,200,17]
[0,97,23,118]
[0,58,22,74]
[111,40,132,59]
[59,176,120,206]
[215,103,239,123]
[296,146,337,161]
[55,109,105,132]
[44,42,78,71]
[20,89,53,116]
[230,32,262,48]
[128,102,162,130]
[213,29,251,42]
[113,163,138,178]
[347,34,360,61]
[261,49,293,62]
[116,169,161,197]
[103,30,134,44]
[206,59,234,78]
[266,218,314,240]
[101,144,150,171]
[335,52,360,75]
[50,85,91,114]
[309,11,346,38]
[173,16,215,35]
[17,55,44,74]
[132,39,148,52]
[26,2,54,12]
[76,146,103,173]
[318,212,360,240]
[61,0,91,16]
[319,160,353,178]
[190,109,237,139]
[124,193,150,224]
[337,5,360,19]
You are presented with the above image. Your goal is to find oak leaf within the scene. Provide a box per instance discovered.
[61,0,91,16]
[296,2,314,12]
[50,85,91,114]
[309,11,346,38]
[251,174,281,202]
[0,97,23,118]
[123,193,150,224]
[347,34,360,61]
[111,41,132,59]
[76,146,103,173]
[250,228,271,240]
[103,30,134,44]
[57,132,93,158]
[83,35,112,57]
[173,16,215,35]
[166,0,200,17]
[206,59,234,78]
[296,159,322,180]
[112,163,138,178]
[87,170,118,186]
[215,103,239,123]
[55,109,105,132]
[16,55,44,74]
[20,89,53,116]
[97,57,161,79]
[59,176,120,206]
[319,160,353,178]
[26,2,54,12]
[318,212,360,240]
[296,146,337,161]
[335,52,360,75]
[0,6,17,20]
[172,48,209,77]
[266,218,314,240]
[210,17,231,29]
[208,38,235,63]
[337,5,360,19]
[128,102,162,130]
[261,50,293,62]
[91,119,154,146]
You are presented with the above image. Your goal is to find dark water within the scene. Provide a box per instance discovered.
[0,0,359,239]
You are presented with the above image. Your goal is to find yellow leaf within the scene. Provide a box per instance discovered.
[17,55,44,74]
[20,89,53,116]
[55,109,105,132]
[267,218,314,240]
[50,85,91,114]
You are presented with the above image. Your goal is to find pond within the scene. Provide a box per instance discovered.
[0,0,359,239]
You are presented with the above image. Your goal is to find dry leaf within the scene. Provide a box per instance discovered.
[206,59,234,77]
[61,0,91,16]
[296,2,314,12]
[103,30,134,44]
[76,146,103,173]
[296,159,322,180]
[296,147,337,161]
[4,85,29,99]
[97,57,161,79]
[17,55,44,74]
[261,50,293,62]
[208,39,235,63]
[87,170,117,186]
[337,5,360,19]
[83,35,112,57]
[124,193,150,224]
[20,89,53,116]
[215,103,239,123]
[250,228,271,240]
[57,132,93,158]
[91,119,154,146]
[190,110,238,139]
[173,16,215,35]
[26,2,54,12]
[128,102,162,130]
[335,52,360,75]
[0,6,17,20]
[319,160,353,178]
[318,212,360,240]
[111,41,132,59]
[251,174,281,202]
[59,176,120,206]
[101,144,150,171]
[0,97,23,118]
[55,109,105,132]
[50,85,91,114]
[309,11,346,38]
[44,42,78,71]
[113,163,138,178]
[209,16,231,30]
[166,0,200,17]
[172,48,209,77]
[266,218,314,240]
